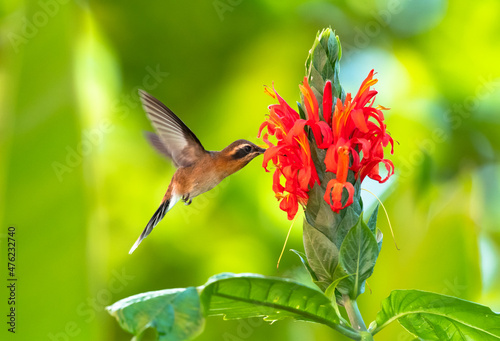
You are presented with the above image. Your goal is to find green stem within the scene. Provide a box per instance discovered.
[331,323,362,340]
[359,331,374,340]
[343,295,368,332]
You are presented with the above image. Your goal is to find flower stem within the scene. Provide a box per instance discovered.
[331,323,362,340]
[359,331,375,340]
[343,295,368,332]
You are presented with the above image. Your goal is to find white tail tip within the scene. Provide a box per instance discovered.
[128,238,141,254]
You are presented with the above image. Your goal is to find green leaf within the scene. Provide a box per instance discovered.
[376,229,383,253]
[290,249,318,281]
[303,174,340,241]
[297,101,307,120]
[324,274,353,325]
[366,204,379,234]
[106,287,204,341]
[303,218,339,290]
[367,205,383,252]
[372,290,500,340]
[333,206,358,250]
[324,274,353,302]
[343,176,363,219]
[334,215,379,299]
[200,273,340,328]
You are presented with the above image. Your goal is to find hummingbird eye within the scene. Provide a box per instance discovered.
[231,144,253,159]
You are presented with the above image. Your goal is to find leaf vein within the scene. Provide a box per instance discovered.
[211,291,338,329]
[377,310,500,339]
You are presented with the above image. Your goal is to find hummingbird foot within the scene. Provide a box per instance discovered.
[182,195,192,205]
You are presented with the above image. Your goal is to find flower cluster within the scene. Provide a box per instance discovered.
[259,70,394,219]
[258,87,331,220]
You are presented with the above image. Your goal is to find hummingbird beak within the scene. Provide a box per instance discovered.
[256,146,266,155]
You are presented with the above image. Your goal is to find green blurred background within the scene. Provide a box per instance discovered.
[1,0,500,340]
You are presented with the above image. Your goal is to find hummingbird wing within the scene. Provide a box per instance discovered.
[143,131,175,161]
[139,90,206,167]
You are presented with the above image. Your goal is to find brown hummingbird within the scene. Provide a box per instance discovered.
[129,90,265,254]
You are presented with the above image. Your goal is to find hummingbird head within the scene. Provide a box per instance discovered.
[220,139,266,174]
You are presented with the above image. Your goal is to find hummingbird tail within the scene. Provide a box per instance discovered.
[129,196,177,254]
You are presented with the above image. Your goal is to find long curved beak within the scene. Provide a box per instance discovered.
[256,146,266,154]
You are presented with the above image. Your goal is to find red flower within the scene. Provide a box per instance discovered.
[259,70,394,218]
[259,85,329,220]
[324,139,355,212]
[322,70,394,212]
[299,78,333,148]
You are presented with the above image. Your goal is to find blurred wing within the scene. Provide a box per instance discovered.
[144,131,177,165]
[139,90,206,167]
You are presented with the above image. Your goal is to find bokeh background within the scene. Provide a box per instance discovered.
[1,0,500,340]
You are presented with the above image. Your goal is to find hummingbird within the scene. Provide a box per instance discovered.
[129,90,265,254]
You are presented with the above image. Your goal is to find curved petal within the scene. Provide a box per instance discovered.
[257,121,268,138]
[356,89,378,108]
[300,77,319,121]
[323,180,355,213]
[286,119,308,144]
[261,132,275,148]
[262,145,284,171]
[298,167,311,191]
[315,121,333,148]
[324,145,338,173]
[335,142,351,183]
[279,193,298,220]
[308,123,325,148]
[354,69,376,100]
[376,159,394,183]
[272,169,285,193]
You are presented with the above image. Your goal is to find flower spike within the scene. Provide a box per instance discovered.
[260,69,394,218]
